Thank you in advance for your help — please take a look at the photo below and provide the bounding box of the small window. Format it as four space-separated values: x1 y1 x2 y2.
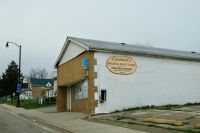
100 90 106 102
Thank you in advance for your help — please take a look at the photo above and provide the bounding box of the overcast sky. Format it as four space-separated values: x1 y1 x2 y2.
0 0 200 76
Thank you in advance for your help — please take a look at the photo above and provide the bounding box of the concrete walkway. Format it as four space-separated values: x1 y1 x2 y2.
0 104 147 133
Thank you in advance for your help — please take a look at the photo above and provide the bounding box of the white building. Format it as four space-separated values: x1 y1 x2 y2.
55 37 200 114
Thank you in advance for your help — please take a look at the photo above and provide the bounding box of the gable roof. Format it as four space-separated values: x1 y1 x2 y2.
22 88 32 91
22 83 28 88
55 37 200 67
30 78 54 87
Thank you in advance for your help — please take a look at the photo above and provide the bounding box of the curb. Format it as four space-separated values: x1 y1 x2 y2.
18 114 76 133
0 105 77 133
0 105 11 111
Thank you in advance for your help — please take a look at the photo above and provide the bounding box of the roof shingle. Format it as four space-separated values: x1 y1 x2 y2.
30 78 54 87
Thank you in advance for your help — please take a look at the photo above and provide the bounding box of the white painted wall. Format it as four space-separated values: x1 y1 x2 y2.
59 42 86 66
54 79 57 91
45 90 56 98
20 92 33 100
94 52 200 114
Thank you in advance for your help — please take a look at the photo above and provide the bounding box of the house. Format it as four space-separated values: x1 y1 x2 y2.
53 77 57 98
20 83 32 100
54 37 200 115
29 78 55 99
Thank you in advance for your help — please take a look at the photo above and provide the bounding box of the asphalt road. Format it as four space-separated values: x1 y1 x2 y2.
0 107 51 133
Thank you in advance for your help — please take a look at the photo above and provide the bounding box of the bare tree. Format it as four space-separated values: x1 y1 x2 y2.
29 68 38 78
48 70 56 79
24 68 49 82
37 68 48 79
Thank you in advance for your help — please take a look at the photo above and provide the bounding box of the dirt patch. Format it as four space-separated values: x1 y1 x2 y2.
86 118 184 133
84 106 200 133
143 118 183 126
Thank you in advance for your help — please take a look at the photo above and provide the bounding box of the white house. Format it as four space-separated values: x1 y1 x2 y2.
20 83 32 100
53 76 57 97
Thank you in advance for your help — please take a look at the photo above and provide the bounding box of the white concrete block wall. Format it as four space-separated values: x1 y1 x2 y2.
94 52 200 114
54 80 57 91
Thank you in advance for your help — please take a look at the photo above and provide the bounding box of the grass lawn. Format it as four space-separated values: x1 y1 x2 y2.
3 100 56 109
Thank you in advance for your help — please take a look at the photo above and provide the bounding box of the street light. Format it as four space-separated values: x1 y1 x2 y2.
6 42 22 107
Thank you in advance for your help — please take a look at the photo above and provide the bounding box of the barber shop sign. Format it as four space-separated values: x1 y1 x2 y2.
106 56 137 75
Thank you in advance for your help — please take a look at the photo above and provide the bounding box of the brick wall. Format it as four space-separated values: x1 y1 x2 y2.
32 86 43 97
57 51 98 114
57 86 66 112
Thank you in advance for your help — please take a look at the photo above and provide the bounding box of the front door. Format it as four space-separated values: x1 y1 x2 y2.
67 87 71 111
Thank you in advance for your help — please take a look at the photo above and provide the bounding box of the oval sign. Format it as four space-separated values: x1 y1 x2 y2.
106 56 137 75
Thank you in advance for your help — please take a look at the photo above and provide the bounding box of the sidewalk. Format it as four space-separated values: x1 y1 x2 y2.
0 104 147 133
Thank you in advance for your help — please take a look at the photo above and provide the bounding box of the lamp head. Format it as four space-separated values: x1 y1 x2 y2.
6 42 9 48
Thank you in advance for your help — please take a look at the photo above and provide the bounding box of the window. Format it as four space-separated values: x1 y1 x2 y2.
73 80 88 100
100 90 106 102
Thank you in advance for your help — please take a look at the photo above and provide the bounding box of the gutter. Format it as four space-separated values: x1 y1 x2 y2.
89 48 200 62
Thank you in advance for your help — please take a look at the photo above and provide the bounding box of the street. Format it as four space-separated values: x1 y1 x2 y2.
0 107 51 133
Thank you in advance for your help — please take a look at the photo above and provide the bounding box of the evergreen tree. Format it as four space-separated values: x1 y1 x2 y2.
0 77 3 97
1 61 23 100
